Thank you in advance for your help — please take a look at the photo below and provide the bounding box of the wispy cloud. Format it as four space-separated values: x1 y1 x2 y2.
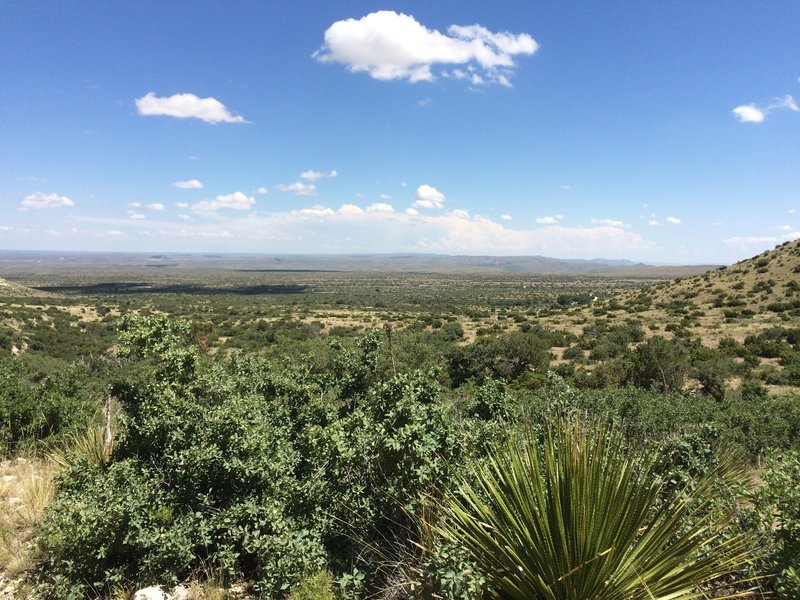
314 11 537 86
666 216 681 224
136 92 247 124
173 179 203 189
294 205 335 218
300 169 337 182
732 94 798 123
591 218 626 228
535 214 564 225
192 191 256 212
277 182 317 196
19 192 75 210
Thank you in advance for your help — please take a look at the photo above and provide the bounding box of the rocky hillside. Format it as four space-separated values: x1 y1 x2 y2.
616 238 800 345
647 239 800 313
540 239 800 348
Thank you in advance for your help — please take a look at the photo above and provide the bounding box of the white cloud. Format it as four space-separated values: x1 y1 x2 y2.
500 214 512 221
177 214 192 222
591 218 626 228
129 202 142 208
535 214 564 225
367 202 394 213
405 208 419 216
135 92 246 124
732 94 798 123
666 216 681 224
173 179 203 189
649 219 659 226
175 202 189 209
295 205 335 217
560 184 572 190
380 193 391 200
146 203 165 211
724 235 777 246
732 104 765 123
300 169 338 181
192 191 256 212
338 203 364 215
409 217 649 256
452 209 470 219
253 187 268 195
314 11 537 86
19 192 75 210
128 212 146 220
277 182 317 196
777 224 793 231
413 184 445 209
52 204 658 257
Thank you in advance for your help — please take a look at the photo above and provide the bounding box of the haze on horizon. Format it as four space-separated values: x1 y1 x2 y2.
1 2 798 264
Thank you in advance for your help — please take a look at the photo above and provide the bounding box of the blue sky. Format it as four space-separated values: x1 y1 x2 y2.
1 1 798 263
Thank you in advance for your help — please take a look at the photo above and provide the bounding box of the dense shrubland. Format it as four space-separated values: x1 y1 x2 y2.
0 312 797 598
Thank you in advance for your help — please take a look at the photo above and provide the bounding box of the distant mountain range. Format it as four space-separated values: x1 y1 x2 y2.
0 251 717 279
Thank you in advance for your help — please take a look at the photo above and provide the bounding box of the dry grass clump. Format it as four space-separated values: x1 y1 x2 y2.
0 457 56 578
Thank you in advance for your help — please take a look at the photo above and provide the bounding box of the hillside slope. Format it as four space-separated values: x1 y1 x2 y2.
634 238 800 346
541 239 800 348
0 277 39 298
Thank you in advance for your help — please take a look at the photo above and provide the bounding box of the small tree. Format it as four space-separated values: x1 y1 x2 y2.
631 336 689 393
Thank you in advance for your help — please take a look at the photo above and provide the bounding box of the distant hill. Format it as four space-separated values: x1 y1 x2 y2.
0 251 716 278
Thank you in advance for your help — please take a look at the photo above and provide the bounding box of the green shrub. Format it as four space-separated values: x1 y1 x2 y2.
746 450 800 597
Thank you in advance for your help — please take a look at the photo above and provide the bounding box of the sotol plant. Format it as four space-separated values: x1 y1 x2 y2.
437 417 755 599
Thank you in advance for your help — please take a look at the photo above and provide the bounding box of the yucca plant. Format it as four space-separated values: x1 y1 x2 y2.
48 424 114 471
437 417 755 599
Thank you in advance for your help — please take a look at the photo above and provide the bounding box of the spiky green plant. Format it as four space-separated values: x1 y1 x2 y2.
48 424 114 471
438 417 755 599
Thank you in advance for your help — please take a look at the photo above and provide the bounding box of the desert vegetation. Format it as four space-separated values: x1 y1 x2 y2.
0 241 799 598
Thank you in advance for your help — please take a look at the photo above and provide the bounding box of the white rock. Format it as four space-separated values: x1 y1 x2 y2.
133 586 168 600
1 475 15 482
169 585 190 600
